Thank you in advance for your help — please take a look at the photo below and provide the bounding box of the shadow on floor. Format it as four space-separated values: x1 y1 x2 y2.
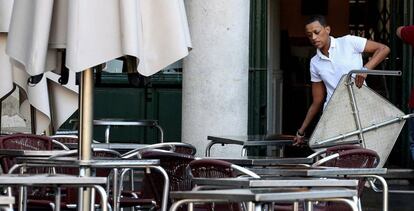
362 184 414 211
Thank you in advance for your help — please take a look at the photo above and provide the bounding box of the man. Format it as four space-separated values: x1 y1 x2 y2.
396 25 414 160
293 15 390 145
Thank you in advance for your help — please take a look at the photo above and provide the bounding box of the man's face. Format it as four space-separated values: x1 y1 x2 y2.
305 21 330 50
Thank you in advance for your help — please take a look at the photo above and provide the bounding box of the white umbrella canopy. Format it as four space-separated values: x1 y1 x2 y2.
4 0 192 134
7 0 192 76
1 0 78 134
0 0 14 99
0 0 13 32
5 1 191 210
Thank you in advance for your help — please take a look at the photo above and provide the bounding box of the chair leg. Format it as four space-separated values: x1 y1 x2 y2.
305 201 313 211
55 187 61 211
293 201 299 211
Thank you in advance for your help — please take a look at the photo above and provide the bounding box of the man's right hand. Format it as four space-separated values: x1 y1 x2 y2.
293 131 306 146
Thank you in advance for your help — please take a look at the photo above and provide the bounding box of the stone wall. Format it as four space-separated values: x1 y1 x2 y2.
1 89 31 133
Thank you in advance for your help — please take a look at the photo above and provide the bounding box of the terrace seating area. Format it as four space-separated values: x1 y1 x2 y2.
0 132 392 211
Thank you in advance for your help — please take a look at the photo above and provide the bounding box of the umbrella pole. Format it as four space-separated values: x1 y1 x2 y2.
0 100 2 134
30 105 36 134
78 68 94 211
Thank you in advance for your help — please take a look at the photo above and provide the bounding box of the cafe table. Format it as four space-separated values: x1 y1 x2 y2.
192 177 359 188
169 187 359 211
203 156 314 166
92 119 164 143
0 149 69 157
63 143 149 153
67 118 164 143
0 196 14 211
12 157 168 211
0 174 107 211
248 166 388 211
206 135 294 157
191 177 359 210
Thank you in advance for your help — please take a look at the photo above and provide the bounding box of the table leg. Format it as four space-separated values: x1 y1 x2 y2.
78 187 84 210
188 202 193 211
7 187 13 210
241 147 247 157
170 199 246 211
293 201 299 211
93 185 108 211
151 166 169 211
154 124 164 143
205 142 216 156
105 126 111 143
112 168 119 211
91 186 96 211
18 167 26 211
305 201 313 211
55 187 61 211
243 202 253 211
279 146 285 157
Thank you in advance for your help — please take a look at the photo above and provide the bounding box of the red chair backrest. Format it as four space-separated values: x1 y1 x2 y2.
323 148 379 169
189 159 236 178
325 144 363 156
139 149 195 207
313 148 380 211
0 133 53 150
0 134 53 173
0 134 54 209
188 159 243 211
318 148 380 211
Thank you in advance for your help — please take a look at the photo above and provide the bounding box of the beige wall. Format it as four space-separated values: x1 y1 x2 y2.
280 0 350 39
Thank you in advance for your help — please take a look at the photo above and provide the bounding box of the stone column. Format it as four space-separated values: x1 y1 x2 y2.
267 0 282 134
182 0 250 156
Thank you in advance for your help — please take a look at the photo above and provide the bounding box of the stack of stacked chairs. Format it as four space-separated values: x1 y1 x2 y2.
1 133 123 210
187 159 261 211
53 148 121 210
131 149 195 210
275 144 380 211
0 133 56 210
120 143 263 211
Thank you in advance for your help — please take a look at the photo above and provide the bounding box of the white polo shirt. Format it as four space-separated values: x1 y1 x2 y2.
310 35 367 107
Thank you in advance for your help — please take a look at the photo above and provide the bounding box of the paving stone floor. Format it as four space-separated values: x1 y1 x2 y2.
362 184 414 211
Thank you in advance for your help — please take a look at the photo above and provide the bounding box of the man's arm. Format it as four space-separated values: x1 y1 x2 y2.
293 82 326 145
355 40 390 88
363 40 390 69
396 26 404 38
396 25 414 46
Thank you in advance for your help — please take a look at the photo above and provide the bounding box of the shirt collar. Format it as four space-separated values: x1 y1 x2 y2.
316 36 335 59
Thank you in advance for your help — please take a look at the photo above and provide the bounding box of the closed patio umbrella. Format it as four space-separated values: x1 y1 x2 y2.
0 0 14 99
0 0 79 135
5 0 191 210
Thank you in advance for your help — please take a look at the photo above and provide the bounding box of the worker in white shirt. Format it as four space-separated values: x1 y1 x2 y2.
293 15 390 145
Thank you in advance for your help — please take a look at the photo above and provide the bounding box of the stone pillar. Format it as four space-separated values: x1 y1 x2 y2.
267 0 282 134
182 0 250 156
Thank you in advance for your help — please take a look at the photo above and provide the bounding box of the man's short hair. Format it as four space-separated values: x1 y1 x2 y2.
305 15 328 26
